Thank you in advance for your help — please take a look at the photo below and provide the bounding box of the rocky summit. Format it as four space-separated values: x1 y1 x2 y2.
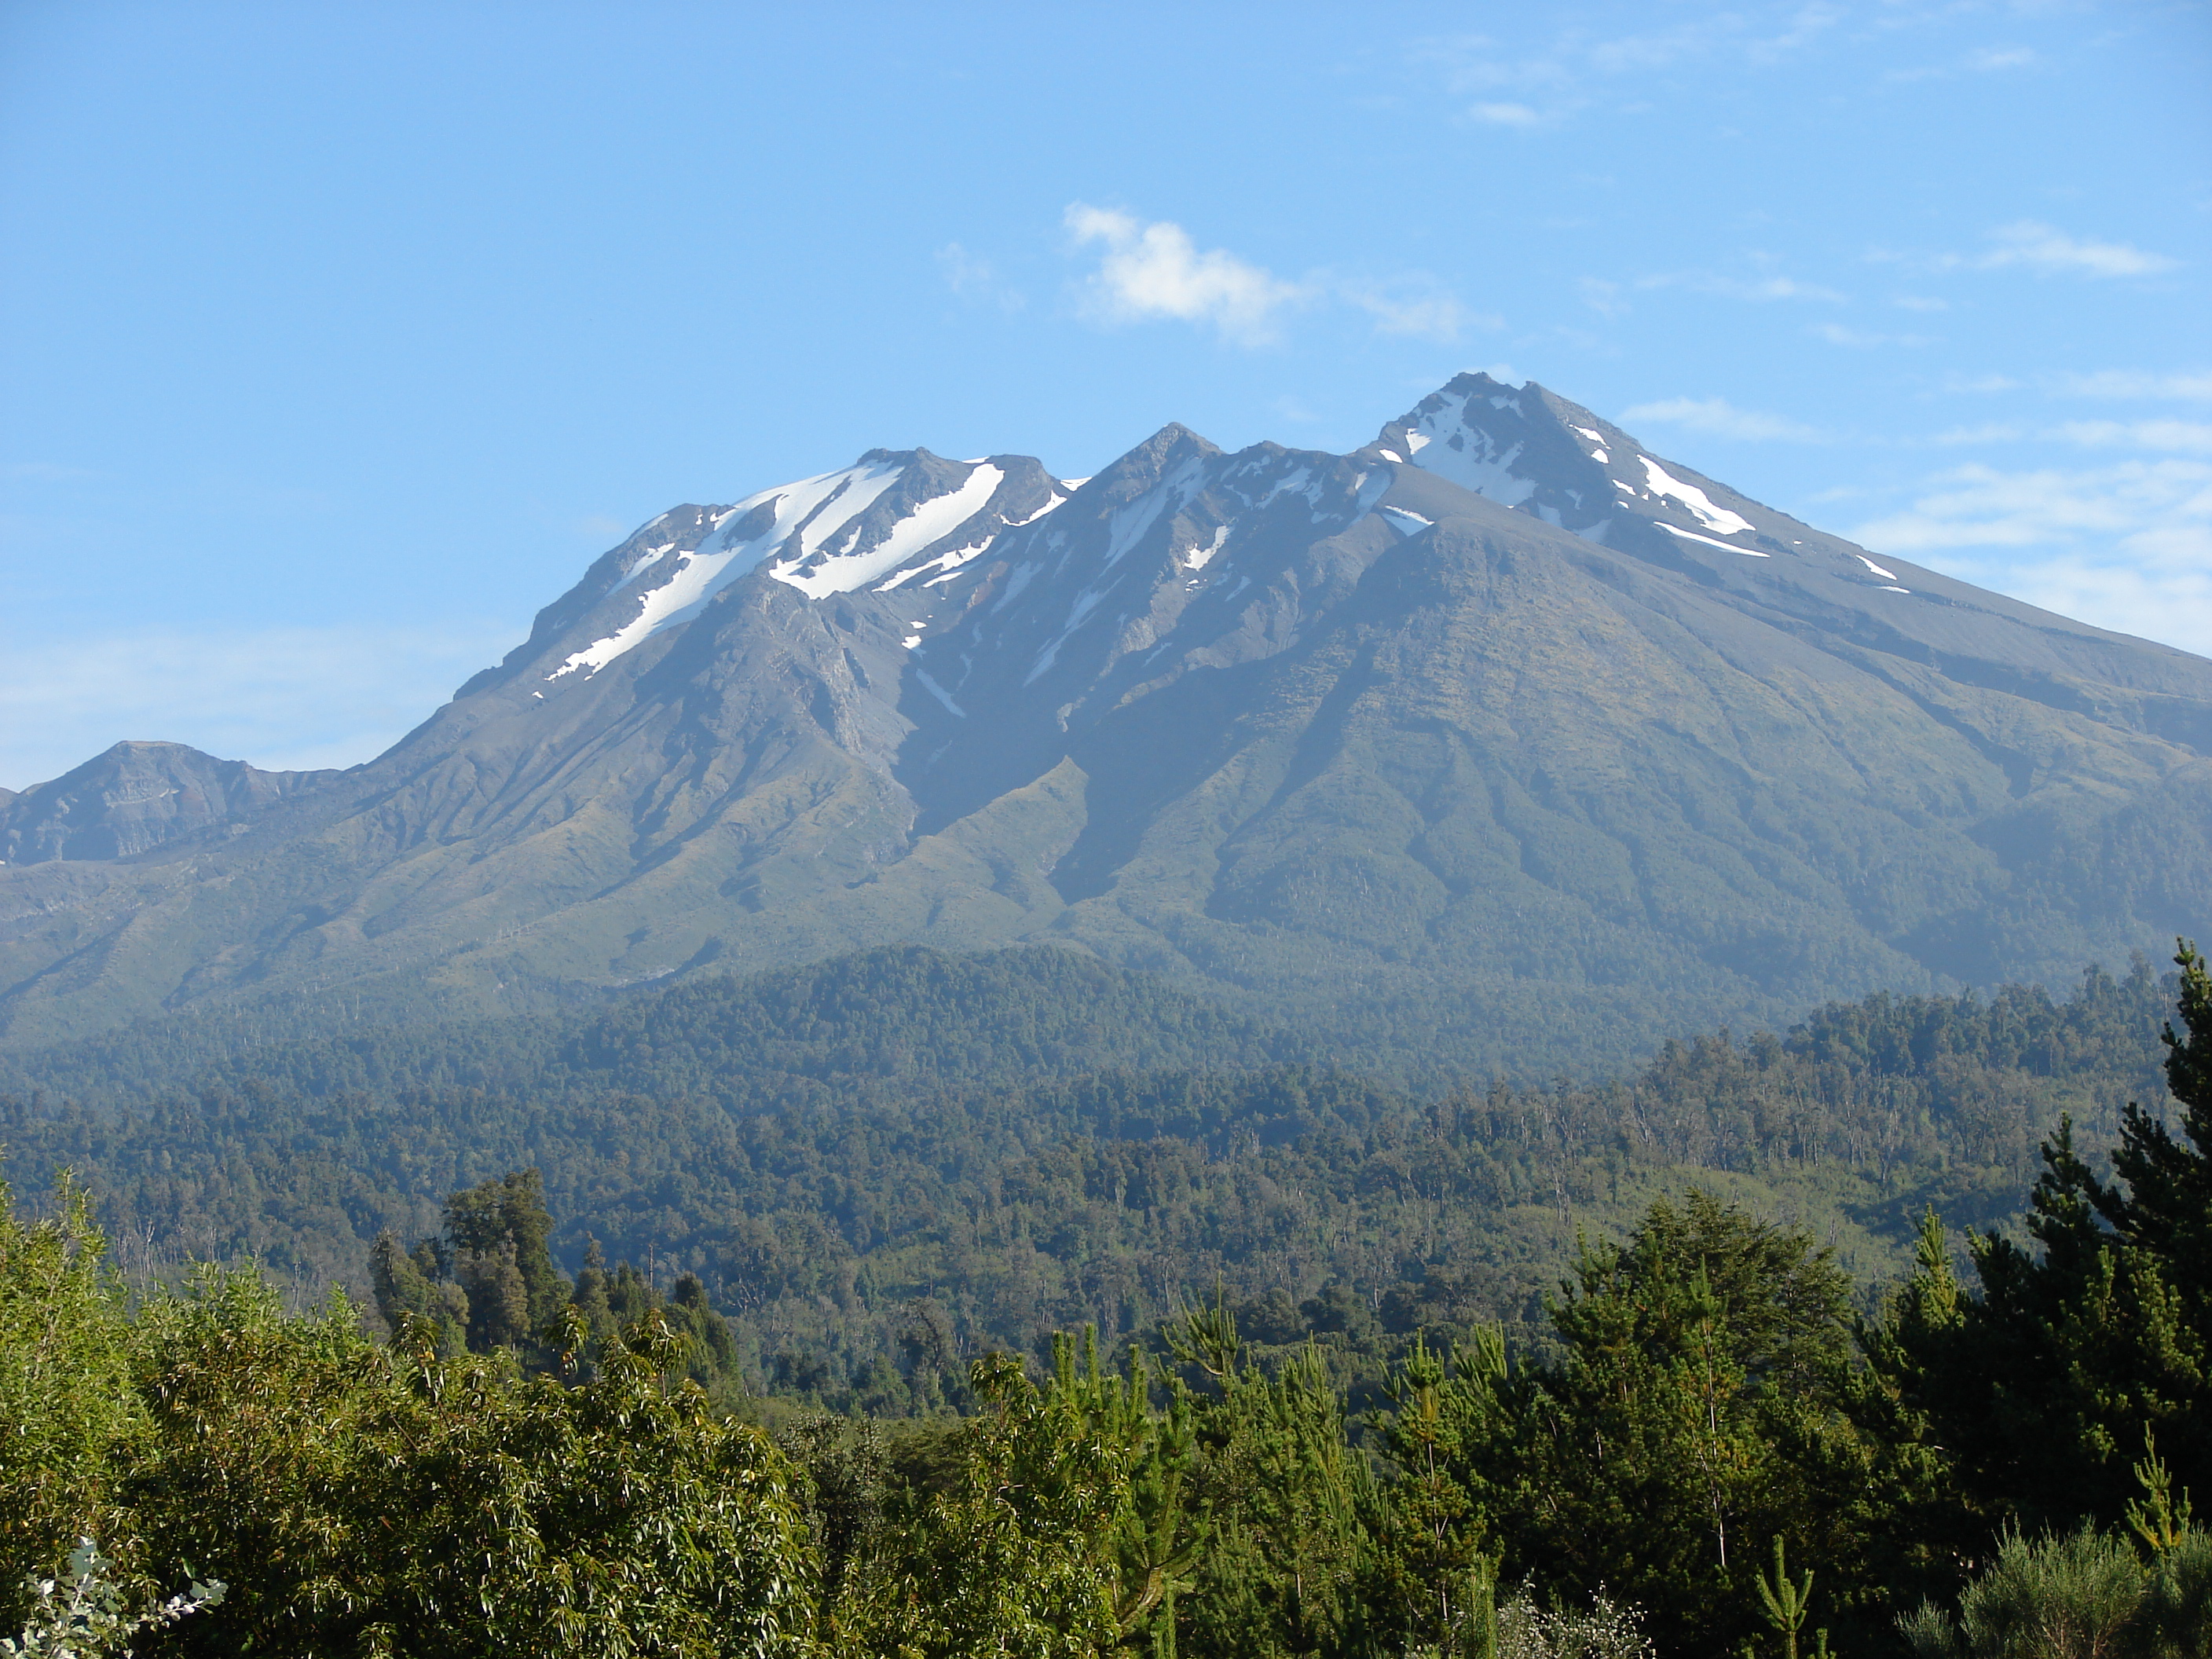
5 373 2210 1068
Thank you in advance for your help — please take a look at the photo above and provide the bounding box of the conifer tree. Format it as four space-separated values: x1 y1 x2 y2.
1873 943 2212 1533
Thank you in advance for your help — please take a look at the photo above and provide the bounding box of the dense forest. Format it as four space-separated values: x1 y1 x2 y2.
0 945 2179 1411
3 944 2207 1654
5 946 2210 1654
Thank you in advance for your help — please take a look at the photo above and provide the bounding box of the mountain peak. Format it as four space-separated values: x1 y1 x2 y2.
7 376 2210 1060
0 742 340 865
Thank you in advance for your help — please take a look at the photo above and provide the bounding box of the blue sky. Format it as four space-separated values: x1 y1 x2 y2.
2 1 2207 789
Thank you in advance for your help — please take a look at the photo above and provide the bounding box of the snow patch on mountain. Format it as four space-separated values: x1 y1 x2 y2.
1660 522 1770 557
550 461 904 679
1395 388 1537 506
775 464 1005 599
1637 457 1756 538
1184 526 1230 570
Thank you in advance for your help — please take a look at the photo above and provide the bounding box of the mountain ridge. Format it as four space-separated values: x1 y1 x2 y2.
4 373 2208 1068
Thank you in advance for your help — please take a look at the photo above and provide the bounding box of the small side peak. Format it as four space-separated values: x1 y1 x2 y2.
1137 421 1221 455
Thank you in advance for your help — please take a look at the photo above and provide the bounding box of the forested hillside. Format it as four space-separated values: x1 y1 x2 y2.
0 944 2178 1413
8 950 2210 1657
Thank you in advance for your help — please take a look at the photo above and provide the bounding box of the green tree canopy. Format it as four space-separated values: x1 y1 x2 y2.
1872 943 2212 1537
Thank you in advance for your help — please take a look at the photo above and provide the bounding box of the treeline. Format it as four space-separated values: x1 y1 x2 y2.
5 947 2210 1655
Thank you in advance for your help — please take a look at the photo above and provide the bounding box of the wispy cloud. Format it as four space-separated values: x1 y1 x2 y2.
1932 421 2212 456
1955 222 2177 278
1579 277 1628 319
1697 274 1848 302
2054 370 2212 401
1064 205 1308 346
1469 101 1543 126
1932 423 2027 445
1980 221 2176 277
936 242 1025 313
1340 281 1494 342
1588 267 1848 317
1939 373 2023 395
2054 420 2212 456
0 624 517 791
1621 396 1823 442
1416 9 1840 126
1851 460 2212 657
1812 322 1935 348
1888 43 2038 82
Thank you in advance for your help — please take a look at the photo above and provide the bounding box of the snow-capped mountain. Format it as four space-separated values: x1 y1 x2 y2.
4 374 2210 1069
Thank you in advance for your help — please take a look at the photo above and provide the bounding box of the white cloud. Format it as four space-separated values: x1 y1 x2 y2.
1968 46 2034 71
1850 460 2212 657
1969 221 2177 278
1469 101 1543 126
1342 282 1492 342
2053 370 2212 401
0 624 515 791
1064 205 1307 346
1060 205 1483 346
1621 396 1823 442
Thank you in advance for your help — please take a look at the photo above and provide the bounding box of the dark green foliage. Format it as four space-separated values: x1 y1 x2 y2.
368 1170 745 1410
1375 1192 1892 1655
0 950 2183 1408
371 1170 568 1366
1869 945 2212 1542
3 946 2207 1656
1167 1298 1371 1657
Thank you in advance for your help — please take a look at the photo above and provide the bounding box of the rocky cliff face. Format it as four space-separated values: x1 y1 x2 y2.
2 376 2208 1066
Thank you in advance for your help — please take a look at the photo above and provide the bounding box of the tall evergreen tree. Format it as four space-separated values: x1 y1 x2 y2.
1397 1191 1893 1654
1871 943 2212 1535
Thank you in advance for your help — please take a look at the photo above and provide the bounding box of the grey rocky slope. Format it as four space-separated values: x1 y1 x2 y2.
0 742 340 864
4 373 2209 1069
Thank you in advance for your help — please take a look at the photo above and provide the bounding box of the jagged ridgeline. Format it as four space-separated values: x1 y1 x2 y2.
5 374 2210 1072
2 943 2178 1413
